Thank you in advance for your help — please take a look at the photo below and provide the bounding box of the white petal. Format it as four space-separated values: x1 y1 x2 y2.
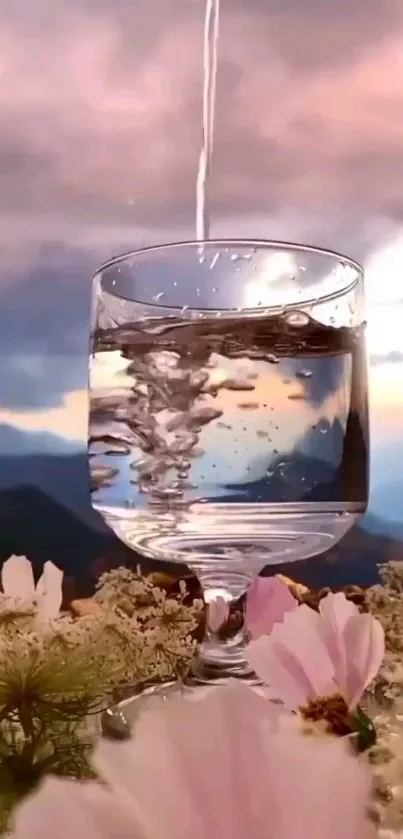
36 561 63 620
2 555 35 599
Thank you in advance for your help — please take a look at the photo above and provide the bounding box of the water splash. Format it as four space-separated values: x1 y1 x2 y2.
196 0 220 243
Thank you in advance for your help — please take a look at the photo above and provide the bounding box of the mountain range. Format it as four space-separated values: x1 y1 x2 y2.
0 422 401 600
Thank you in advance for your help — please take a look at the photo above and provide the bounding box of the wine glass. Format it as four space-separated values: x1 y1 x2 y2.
89 239 368 697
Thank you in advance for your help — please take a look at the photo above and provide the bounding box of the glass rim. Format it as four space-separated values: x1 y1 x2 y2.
94 238 363 313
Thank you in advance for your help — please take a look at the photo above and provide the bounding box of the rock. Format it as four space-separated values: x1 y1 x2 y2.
343 584 367 608
277 574 309 600
71 598 103 618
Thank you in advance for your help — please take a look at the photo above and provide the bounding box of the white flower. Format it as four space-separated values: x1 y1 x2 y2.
10 682 373 839
1 555 63 620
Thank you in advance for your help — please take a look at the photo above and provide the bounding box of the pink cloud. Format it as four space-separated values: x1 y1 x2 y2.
0 0 401 234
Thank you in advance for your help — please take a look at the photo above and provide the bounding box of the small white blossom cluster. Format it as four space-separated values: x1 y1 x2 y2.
95 566 202 627
0 562 202 719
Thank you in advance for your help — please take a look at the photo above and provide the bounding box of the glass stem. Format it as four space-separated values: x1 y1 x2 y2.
190 570 258 685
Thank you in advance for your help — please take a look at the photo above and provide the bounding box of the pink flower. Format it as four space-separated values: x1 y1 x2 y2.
207 595 230 633
11 682 372 839
245 575 298 639
247 591 385 710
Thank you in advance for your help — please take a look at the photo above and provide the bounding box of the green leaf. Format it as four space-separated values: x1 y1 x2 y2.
350 706 377 752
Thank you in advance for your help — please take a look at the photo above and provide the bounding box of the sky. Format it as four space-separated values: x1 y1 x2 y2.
0 0 402 512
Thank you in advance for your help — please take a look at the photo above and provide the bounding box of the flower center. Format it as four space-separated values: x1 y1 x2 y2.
299 693 355 737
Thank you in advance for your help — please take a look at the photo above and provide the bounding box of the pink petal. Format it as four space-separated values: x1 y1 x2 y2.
245 575 298 640
95 683 282 839
36 562 63 620
247 605 336 708
11 777 142 839
207 596 230 633
260 728 371 839
1 555 35 599
342 613 385 708
94 682 370 839
318 593 358 691
13 684 372 839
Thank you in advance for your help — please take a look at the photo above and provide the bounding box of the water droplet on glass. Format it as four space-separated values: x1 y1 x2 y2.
330 316 336 324
283 310 310 328
153 292 164 303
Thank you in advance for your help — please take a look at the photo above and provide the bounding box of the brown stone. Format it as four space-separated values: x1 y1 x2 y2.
343 584 367 606
71 598 103 618
277 574 309 599
300 590 323 611
148 572 177 590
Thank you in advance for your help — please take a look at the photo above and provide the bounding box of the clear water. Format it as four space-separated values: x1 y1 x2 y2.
196 0 220 242
89 312 369 576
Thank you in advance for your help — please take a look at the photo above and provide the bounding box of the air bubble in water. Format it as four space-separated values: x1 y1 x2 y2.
153 292 164 303
296 369 313 379
283 310 310 328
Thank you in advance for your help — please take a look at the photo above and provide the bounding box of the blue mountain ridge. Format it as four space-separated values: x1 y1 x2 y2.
0 416 401 597
0 449 401 599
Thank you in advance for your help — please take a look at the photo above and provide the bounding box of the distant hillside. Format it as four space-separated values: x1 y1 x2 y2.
0 451 103 531
274 520 403 590
362 510 403 542
0 484 188 604
369 480 403 532
0 423 80 456
0 444 401 600
0 480 401 601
